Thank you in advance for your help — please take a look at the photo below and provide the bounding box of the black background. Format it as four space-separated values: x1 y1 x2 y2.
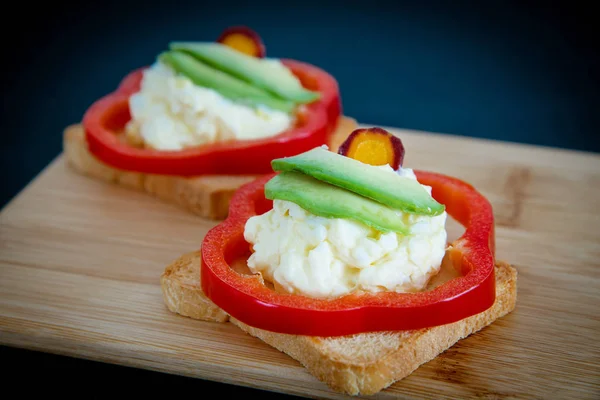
1 0 598 397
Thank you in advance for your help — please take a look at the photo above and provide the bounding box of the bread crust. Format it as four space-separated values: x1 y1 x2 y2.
63 116 357 219
160 251 517 395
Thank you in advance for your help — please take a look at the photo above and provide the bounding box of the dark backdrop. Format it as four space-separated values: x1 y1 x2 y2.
2 0 599 209
1 0 598 397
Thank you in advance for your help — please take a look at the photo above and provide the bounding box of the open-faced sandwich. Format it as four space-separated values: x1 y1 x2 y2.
160 127 517 395
64 26 356 219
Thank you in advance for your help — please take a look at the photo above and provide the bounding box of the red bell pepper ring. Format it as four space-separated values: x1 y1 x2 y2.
115 67 146 96
201 171 496 336
82 60 341 176
283 59 341 132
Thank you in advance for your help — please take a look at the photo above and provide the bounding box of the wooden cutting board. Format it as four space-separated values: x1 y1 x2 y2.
1 126 599 399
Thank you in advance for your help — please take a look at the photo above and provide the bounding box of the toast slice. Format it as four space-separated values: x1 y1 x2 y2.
63 116 357 219
161 251 517 395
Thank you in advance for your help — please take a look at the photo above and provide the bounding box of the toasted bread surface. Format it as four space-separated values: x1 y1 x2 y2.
63 116 357 219
160 251 517 395
161 252 229 322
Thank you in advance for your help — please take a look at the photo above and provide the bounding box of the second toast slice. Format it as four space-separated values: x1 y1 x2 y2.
64 116 357 219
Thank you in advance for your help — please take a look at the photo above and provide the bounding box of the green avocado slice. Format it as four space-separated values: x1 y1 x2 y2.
265 172 409 234
169 42 320 104
271 147 445 216
159 50 295 113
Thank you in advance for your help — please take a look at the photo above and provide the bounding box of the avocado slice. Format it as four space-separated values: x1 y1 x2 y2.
265 172 409 234
159 50 295 113
271 147 445 216
169 42 320 104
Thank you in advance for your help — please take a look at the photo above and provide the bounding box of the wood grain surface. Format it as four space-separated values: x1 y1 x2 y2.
1 126 599 399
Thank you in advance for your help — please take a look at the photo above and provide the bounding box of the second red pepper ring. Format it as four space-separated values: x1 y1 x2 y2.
200 171 497 337
83 60 341 176
281 59 341 131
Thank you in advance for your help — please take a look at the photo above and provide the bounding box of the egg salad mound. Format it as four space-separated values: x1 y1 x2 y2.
244 166 448 299
125 62 294 151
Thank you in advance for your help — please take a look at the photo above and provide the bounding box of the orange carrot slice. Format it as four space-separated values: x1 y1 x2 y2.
338 127 405 169
217 26 266 58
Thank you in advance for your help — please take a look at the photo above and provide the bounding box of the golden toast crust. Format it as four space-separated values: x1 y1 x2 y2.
160 251 517 395
63 116 357 219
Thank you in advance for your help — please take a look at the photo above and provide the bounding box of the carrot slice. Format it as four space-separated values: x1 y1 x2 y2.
217 26 266 58
338 127 405 169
